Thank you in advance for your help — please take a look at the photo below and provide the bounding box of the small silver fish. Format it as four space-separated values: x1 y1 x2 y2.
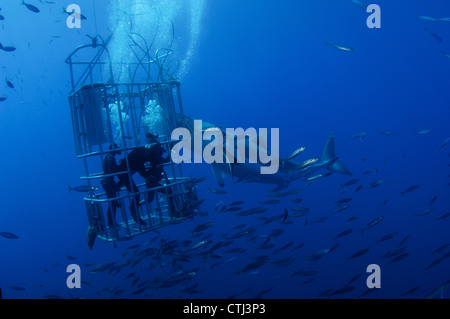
208 188 227 194
342 179 359 187
281 208 288 224
424 26 443 42
417 15 438 22
414 129 432 134
325 40 354 52
350 0 367 9
349 131 367 141
0 232 19 239
361 216 384 234
401 185 420 195
5 78 14 88
291 158 319 171
436 137 449 151
22 1 40 13
414 208 433 216
333 205 350 214
68 185 99 193
441 51 450 59
286 146 306 160
189 240 208 251
223 206 242 212
335 198 353 204
259 199 281 205
369 179 385 188
428 196 437 205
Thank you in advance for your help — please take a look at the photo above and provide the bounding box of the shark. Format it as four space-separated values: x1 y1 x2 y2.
175 115 352 188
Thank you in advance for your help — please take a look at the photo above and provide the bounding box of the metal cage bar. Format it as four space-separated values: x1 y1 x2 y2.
67 40 197 244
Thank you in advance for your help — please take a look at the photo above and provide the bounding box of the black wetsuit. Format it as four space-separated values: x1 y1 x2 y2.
118 147 156 225
124 146 177 216
116 165 143 225
101 153 121 226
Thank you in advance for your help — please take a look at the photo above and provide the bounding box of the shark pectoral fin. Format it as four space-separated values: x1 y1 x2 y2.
223 152 234 178
211 164 228 187
228 162 234 179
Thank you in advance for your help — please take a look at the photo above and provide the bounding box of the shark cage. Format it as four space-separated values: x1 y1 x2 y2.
65 35 201 247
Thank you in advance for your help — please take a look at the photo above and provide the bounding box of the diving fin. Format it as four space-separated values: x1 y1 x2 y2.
87 225 96 250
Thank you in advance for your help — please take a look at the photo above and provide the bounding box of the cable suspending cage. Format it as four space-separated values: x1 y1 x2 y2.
66 36 195 243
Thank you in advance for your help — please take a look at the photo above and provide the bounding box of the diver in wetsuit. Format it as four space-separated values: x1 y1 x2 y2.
101 144 122 227
143 133 177 215
123 133 177 217
117 155 147 226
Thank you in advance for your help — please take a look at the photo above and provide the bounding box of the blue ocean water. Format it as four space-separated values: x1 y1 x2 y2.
0 0 449 300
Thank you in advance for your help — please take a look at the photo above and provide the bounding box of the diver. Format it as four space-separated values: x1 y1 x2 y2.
142 133 179 216
101 144 122 228
123 133 178 217
117 154 147 227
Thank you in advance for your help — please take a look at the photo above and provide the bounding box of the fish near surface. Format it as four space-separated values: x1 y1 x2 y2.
22 1 40 13
350 0 367 9
325 40 354 52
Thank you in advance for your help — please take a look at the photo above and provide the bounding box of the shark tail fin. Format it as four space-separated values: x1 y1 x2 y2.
322 131 352 175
